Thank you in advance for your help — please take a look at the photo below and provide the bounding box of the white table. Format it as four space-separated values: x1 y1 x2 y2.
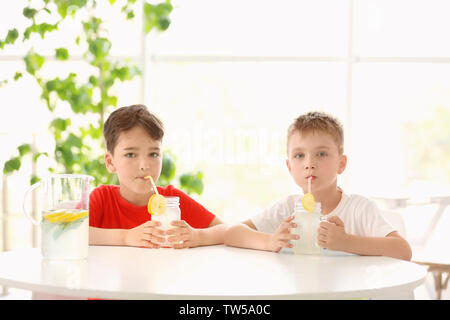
0 245 426 300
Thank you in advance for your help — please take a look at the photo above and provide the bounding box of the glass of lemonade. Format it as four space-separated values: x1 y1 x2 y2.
151 196 181 247
291 201 323 255
23 174 94 260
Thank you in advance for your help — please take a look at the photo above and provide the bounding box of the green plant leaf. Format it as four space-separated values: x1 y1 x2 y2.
126 11 135 20
18 144 32 156
55 47 69 60
69 86 91 113
55 0 87 18
24 51 45 75
88 37 111 61
82 17 102 35
30 175 40 185
39 23 58 38
159 152 176 185
24 23 58 40
23 7 38 19
33 152 48 163
67 133 82 149
0 29 19 49
5 28 19 44
143 1 173 34
50 118 71 131
3 157 21 174
55 143 75 167
179 172 204 195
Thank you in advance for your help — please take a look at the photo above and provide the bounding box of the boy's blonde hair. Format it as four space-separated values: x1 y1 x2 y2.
287 111 344 154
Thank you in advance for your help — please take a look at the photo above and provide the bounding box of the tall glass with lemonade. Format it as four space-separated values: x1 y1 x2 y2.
150 197 180 246
145 176 181 247
291 177 323 255
23 174 94 260
291 201 323 255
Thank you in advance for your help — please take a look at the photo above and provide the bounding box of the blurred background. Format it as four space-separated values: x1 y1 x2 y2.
1 0 449 299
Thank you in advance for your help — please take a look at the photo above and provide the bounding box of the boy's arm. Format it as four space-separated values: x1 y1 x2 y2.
89 226 127 246
224 217 297 252
193 217 227 246
89 221 164 248
319 216 412 261
339 232 412 261
224 219 272 251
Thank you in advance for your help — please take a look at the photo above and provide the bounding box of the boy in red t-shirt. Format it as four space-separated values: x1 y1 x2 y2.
89 104 225 248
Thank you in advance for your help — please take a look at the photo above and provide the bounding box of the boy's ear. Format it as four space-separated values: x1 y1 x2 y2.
285 158 291 172
104 152 116 173
338 154 347 174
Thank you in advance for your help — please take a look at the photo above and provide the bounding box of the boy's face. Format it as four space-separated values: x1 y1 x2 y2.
104 125 162 203
286 130 347 195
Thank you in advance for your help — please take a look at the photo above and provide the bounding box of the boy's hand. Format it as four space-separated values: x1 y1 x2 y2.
268 216 299 252
166 220 200 249
318 216 348 251
124 220 165 248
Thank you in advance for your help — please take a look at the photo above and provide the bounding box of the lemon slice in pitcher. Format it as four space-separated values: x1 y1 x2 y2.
43 210 88 223
64 210 88 223
301 193 315 213
43 209 66 222
148 194 167 216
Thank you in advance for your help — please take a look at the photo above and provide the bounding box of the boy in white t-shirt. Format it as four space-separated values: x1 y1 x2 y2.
224 111 412 261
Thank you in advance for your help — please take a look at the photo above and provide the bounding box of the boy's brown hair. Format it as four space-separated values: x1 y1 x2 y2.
103 104 164 154
287 111 344 154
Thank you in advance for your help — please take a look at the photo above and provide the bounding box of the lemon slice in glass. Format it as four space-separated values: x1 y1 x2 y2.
148 194 167 216
301 193 315 213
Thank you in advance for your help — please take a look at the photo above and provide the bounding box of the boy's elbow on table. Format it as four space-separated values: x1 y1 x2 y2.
387 233 413 261
399 239 413 261
224 224 239 246
224 223 250 247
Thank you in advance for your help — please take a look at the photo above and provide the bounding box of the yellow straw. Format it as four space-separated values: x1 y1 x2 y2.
145 176 159 195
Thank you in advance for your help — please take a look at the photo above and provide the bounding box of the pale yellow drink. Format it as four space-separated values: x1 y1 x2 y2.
151 196 181 247
41 209 89 260
291 202 323 255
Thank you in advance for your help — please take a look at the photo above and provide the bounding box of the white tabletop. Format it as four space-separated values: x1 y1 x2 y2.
0 245 427 300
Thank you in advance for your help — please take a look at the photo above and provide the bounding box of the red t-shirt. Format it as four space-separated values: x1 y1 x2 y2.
89 184 215 229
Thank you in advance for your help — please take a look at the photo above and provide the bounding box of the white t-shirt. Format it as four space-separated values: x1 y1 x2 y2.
251 190 395 238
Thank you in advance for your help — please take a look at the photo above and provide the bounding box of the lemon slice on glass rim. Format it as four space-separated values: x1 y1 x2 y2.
147 193 167 216
301 193 315 213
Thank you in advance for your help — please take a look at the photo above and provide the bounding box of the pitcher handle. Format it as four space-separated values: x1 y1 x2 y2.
23 181 41 226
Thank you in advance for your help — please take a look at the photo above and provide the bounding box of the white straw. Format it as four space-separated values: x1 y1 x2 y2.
308 176 311 194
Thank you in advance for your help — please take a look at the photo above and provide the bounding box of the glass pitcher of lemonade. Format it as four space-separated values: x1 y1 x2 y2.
23 174 94 260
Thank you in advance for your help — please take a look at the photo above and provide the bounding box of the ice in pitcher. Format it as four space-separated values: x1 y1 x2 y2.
41 209 89 260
